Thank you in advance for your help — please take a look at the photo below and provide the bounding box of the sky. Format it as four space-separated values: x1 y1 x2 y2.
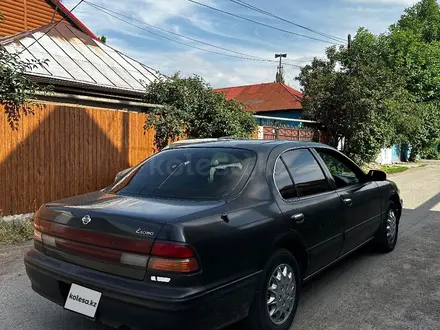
63 0 419 89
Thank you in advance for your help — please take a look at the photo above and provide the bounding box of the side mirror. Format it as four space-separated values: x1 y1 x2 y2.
367 170 387 181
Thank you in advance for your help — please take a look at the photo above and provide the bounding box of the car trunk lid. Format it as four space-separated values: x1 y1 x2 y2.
34 191 224 280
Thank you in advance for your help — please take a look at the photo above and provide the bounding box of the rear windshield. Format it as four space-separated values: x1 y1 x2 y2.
108 147 257 200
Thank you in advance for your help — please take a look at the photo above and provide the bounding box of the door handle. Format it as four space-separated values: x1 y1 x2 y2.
342 198 353 206
291 213 305 224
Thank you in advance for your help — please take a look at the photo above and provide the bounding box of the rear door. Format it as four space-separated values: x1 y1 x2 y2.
312 148 382 255
273 148 344 275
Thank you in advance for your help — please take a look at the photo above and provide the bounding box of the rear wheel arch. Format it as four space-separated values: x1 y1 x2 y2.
389 193 402 221
373 199 399 252
272 234 309 279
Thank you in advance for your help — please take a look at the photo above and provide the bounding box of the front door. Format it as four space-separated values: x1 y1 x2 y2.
313 148 383 255
273 149 344 275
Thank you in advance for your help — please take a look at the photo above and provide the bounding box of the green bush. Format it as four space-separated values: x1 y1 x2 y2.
420 148 439 160
0 220 33 244
143 75 257 150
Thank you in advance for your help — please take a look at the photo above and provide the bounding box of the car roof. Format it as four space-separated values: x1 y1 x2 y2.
164 138 221 150
169 139 330 152
170 138 220 145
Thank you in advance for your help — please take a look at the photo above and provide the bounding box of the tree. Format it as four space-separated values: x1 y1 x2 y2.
386 0 440 159
393 0 440 43
297 29 407 163
388 0 440 101
143 75 257 150
297 0 440 163
393 101 440 160
0 12 48 129
99 35 107 44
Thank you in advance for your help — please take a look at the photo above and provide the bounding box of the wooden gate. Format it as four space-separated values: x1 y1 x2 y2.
260 126 329 144
262 126 314 141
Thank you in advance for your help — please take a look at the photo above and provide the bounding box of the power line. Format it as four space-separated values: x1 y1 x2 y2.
19 0 85 55
229 0 346 43
262 71 276 83
86 1 310 66
85 1 303 68
285 58 313 63
284 71 297 86
84 1 261 60
188 0 345 45
50 0 60 24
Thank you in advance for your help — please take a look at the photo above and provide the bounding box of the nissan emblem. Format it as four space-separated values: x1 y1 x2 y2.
81 215 92 225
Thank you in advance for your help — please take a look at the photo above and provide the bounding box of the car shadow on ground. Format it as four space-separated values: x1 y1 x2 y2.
225 243 379 330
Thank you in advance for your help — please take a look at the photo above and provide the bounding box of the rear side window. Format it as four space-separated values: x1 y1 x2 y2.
274 159 298 199
281 149 330 197
108 148 257 200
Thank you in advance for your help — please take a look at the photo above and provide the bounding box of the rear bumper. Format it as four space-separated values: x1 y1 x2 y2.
24 249 259 330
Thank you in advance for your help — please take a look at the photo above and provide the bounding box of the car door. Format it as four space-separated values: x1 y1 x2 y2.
273 148 344 275
313 148 382 255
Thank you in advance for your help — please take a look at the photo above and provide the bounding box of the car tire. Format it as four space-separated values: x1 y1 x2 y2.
374 201 399 253
244 249 301 330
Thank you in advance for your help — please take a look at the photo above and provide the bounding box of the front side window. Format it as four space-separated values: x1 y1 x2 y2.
316 149 360 188
108 148 257 200
281 149 330 197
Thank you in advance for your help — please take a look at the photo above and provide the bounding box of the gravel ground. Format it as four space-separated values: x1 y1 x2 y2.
0 163 439 330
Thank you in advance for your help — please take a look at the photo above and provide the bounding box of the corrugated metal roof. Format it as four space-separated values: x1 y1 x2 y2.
214 82 303 112
1 22 165 95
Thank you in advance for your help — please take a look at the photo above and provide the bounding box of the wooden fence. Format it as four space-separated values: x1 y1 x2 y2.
0 103 156 216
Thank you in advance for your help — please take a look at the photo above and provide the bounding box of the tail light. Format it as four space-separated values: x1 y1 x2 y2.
33 227 42 242
33 218 45 252
149 257 199 273
33 218 200 274
33 218 42 241
33 218 150 268
149 241 199 273
151 242 195 258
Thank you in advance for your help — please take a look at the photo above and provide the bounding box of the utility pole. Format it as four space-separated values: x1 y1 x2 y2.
275 53 287 83
347 34 351 50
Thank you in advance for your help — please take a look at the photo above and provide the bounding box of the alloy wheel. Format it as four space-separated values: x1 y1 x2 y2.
386 209 397 244
266 263 296 325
